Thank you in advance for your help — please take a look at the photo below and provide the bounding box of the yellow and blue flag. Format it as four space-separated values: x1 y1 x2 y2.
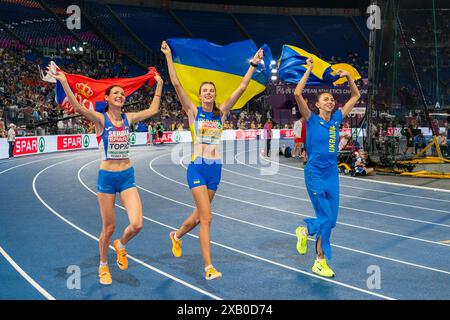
166 38 272 109
278 45 361 86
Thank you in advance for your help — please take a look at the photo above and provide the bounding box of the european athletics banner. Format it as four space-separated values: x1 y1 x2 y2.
166 38 273 110
278 45 361 86
51 64 158 113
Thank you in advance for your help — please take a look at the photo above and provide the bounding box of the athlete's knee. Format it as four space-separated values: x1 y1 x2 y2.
199 212 212 225
102 224 115 237
130 221 143 233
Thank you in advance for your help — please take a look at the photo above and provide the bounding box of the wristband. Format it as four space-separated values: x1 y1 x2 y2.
250 61 258 68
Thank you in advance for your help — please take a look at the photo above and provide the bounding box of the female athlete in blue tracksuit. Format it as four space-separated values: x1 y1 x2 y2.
293 58 360 277
161 40 264 280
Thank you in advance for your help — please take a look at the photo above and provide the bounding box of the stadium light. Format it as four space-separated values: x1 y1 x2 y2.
79 46 83 52
270 60 276 66
271 75 277 81
271 68 277 74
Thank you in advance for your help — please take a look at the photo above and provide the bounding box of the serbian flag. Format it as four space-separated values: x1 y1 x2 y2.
50 63 157 113
278 45 361 86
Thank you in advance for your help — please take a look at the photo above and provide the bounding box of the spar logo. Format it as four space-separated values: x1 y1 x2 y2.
130 133 136 145
281 129 294 138
236 130 259 140
57 135 82 151
173 131 181 143
38 137 45 152
14 137 39 156
83 135 90 148
157 131 180 143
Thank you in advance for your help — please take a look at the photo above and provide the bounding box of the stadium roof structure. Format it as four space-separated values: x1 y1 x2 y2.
167 0 370 8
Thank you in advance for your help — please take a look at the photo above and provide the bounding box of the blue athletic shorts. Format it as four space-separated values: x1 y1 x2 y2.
186 157 222 191
97 167 136 194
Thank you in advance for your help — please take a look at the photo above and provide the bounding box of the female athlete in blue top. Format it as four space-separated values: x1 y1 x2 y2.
161 40 263 280
294 58 360 277
48 66 163 285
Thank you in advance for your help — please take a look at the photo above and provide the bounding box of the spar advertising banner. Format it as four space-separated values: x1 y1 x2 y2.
0 134 95 158
280 129 294 139
0 132 188 159
152 131 182 144
13 136 45 156
235 129 260 140
57 135 84 150
9 128 440 159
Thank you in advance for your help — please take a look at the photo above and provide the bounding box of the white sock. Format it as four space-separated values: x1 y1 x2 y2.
117 240 125 249
204 265 213 272
301 228 307 236
173 232 180 241
100 261 108 267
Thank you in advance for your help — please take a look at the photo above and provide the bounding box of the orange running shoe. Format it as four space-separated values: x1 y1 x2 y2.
170 231 182 258
113 239 128 270
205 265 222 280
98 265 112 285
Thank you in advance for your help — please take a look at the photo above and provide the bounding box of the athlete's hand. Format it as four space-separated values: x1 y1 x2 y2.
161 41 171 57
336 69 350 78
154 74 163 85
306 58 313 68
46 64 67 83
251 48 264 65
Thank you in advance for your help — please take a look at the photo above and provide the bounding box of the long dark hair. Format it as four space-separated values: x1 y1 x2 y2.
103 84 124 113
199 82 221 118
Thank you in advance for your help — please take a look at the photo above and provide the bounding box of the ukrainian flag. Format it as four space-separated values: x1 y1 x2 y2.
166 38 272 109
278 45 361 86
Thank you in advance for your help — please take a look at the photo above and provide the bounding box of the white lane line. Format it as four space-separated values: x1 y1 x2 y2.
140 154 450 275
0 154 82 300
234 147 450 202
233 149 450 208
150 153 449 248
79 158 394 300
221 174 450 228
255 150 450 194
0 150 147 301
70 157 220 300
0 153 79 175
220 167 450 227
0 246 56 300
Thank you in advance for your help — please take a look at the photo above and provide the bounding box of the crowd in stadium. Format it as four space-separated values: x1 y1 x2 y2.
0 45 369 137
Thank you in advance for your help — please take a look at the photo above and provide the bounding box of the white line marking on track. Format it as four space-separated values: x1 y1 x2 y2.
0 246 56 300
220 167 450 227
0 154 80 300
78 158 395 300
255 150 450 194
140 153 450 275
150 152 449 248
32 157 223 300
233 149 450 206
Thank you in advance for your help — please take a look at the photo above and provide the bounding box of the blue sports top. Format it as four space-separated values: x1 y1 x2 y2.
189 107 223 145
305 109 343 168
97 113 131 161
